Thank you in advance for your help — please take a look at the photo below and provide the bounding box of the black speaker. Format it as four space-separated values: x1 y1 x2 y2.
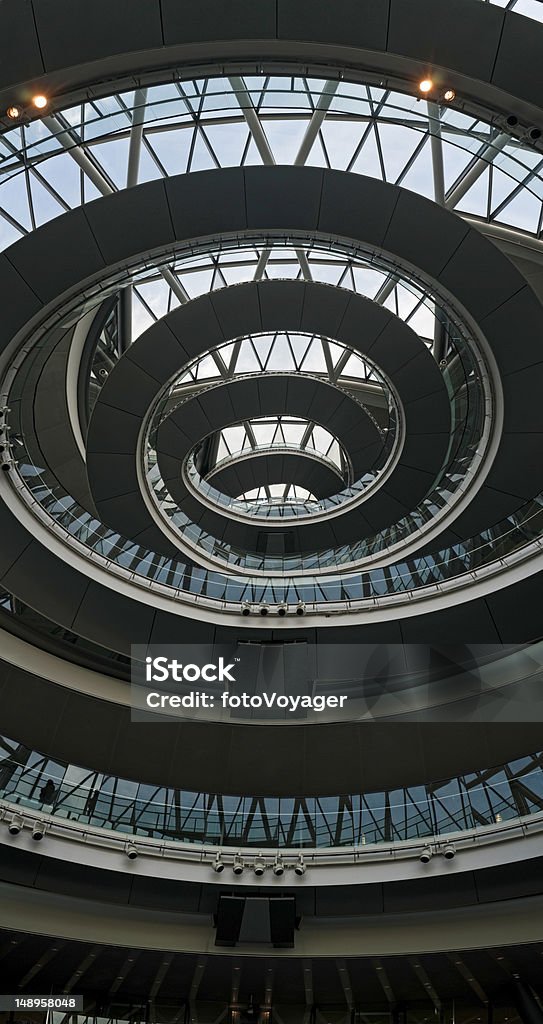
215 896 245 946
269 897 296 948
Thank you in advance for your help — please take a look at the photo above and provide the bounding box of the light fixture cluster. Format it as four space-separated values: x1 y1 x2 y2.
6 813 46 840
241 601 305 617
420 842 456 864
213 852 306 876
5 94 49 122
0 407 14 472
418 79 456 102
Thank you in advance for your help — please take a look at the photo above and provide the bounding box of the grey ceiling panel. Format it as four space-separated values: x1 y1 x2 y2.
0 0 44 87
492 9 543 110
0 255 42 353
319 172 400 251
125 320 188 384
439 231 525 321
484 434 543 499
278 0 389 50
2 541 88 629
85 454 137 503
0 505 33 578
85 181 174 267
165 168 247 240
210 281 262 341
161 0 276 44
245 165 323 233
300 282 352 340
33 0 163 70
6 208 105 304
337 294 392 353
98 357 160 417
383 189 470 280
165 293 225 360
388 0 504 81
485 572 543 644
400 599 501 644
393 355 445 402
87 405 142 454
257 280 306 332
384 465 434 506
446 485 522 540
71 581 155 653
501 365 543 432
405 392 451 435
479 287 543 375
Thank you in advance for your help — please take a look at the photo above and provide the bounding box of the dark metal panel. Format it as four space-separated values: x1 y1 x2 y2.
85 454 138 503
388 0 504 81
486 572 543 643
278 0 389 49
165 168 248 241
393 354 444 402
161 0 277 44
2 541 89 629
87 405 142 454
124 320 188 384
97 357 160 417
0 503 33 577
480 287 543 375
492 9 543 110
6 208 105 304
318 172 399 250
210 281 262 341
383 465 435 506
449 484 528 539
300 281 351 339
383 188 470 279
245 165 323 233
257 280 305 332
0 0 44 86
439 230 526 320
71 580 155 652
383 873 479 913
33 0 163 71
501 364 543 432
485 433 543 499
404 392 451 435
85 180 174 267
0 255 43 352
400 600 501 644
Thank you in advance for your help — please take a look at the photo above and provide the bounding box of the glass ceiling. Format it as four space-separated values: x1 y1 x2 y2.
1 72 543 347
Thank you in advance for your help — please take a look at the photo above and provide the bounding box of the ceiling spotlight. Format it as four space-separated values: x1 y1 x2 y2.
419 79 433 94
32 94 48 110
420 846 432 864
295 601 306 616
442 843 456 860
241 602 252 617
294 854 306 876
529 127 542 141
277 603 288 617
7 813 24 836
6 105 21 120
506 114 519 128
253 853 266 876
125 842 138 860
443 88 456 102
32 821 46 842
233 854 244 875
259 603 269 616
212 854 225 873
272 855 284 876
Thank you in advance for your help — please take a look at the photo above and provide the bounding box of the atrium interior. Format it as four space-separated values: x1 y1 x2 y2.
1 2 543 1024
